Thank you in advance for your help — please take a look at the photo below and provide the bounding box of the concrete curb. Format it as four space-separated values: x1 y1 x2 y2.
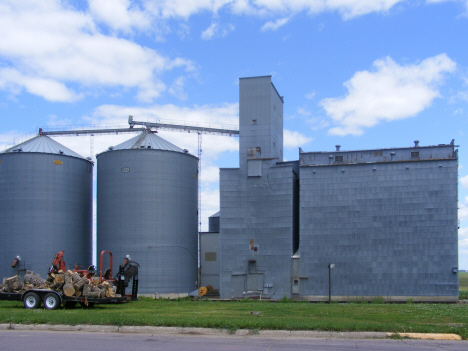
386 332 463 341
0 324 462 341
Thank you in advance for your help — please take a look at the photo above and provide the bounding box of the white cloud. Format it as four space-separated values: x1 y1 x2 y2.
88 0 152 34
305 91 316 100
460 196 468 223
451 91 468 103
261 16 291 31
459 227 468 269
297 107 311 116
426 0 467 6
146 0 405 20
320 54 456 136
202 166 220 183
460 227 468 240
168 76 188 100
283 129 313 149
0 130 29 151
0 0 193 102
307 117 330 131
0 68 82 102
78 102 239 159
200 188 220 230
461 175 468 189
146 0 232 19
201 22 218 40
90 102 239 127
201 22 235 40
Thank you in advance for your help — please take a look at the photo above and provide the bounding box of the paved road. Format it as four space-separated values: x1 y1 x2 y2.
0 330 466 351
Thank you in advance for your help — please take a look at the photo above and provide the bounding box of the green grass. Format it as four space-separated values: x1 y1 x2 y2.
459 272 468 291
459 272 468 299
1 298 468 339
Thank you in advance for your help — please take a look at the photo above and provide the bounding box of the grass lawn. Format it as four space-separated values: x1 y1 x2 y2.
460 272 468 291
1 273 467 338
459 272 468 299
1 298 468 339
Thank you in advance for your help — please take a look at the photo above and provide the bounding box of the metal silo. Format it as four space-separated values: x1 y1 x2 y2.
0 135 93 280
96 130 198 294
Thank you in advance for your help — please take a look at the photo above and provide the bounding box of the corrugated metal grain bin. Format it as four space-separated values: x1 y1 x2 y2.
96 131 198 294
0 135 93 280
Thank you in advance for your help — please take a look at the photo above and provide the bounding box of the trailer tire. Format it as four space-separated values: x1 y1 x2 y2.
44 293 61 310
23 292 41 309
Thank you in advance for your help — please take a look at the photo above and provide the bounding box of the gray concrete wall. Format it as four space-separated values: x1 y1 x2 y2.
299 157 459 298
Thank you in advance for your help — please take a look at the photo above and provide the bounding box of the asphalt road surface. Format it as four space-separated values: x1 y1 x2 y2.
0 330 466 351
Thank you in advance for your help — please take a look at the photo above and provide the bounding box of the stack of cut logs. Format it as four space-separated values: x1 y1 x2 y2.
1 270 119 298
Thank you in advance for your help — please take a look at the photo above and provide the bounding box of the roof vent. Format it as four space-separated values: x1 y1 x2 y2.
183 149 189 153
335 145 341 151
414 140 419 147
108 146 114 151
390 152 396 161
59 150 64 155
147 145 152 149
140 145 145 149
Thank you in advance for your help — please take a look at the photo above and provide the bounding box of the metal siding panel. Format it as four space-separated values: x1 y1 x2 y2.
299 160 458 298
219 164 294 299
0 152 93 280
96 148 198 294
200 233 220 290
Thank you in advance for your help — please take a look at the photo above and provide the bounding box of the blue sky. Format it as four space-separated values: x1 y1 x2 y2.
1 0 468 267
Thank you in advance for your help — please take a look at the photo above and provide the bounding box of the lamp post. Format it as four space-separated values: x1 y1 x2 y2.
328 263 335 304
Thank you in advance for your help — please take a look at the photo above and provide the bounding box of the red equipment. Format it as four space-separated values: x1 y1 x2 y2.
50 251 66 273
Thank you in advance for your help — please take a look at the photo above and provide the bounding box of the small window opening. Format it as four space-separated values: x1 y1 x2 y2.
410 151 420 158
247 147 261 158
334 155 344 162
248 260 257 273
252 119 257 125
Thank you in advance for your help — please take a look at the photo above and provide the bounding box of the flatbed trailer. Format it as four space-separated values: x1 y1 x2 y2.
0 289 135 310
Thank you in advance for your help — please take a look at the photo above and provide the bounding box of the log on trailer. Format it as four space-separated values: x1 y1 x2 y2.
63 283 75 297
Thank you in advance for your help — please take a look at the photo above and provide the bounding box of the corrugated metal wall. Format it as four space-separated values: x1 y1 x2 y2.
0 152 93 279
200 232 220 290
96 149 198 294
299 159 459 298
219 163 297 299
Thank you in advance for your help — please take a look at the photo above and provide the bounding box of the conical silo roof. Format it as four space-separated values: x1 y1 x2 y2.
107 130 186 153
2 135 87 159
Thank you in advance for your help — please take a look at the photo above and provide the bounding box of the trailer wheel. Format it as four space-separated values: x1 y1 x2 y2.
23 292 41 309
44 293 61 310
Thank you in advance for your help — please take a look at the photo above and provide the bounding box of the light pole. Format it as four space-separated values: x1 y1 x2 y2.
328 263 335 304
